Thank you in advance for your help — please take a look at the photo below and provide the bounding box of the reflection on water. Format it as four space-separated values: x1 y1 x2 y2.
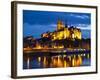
23 53 91 69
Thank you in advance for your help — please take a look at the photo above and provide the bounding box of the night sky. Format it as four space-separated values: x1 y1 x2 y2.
23 10 91 39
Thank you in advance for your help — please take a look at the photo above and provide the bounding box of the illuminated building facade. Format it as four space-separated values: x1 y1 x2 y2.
41 20 82 41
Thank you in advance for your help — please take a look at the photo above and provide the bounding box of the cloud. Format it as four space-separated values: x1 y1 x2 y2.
71 24 91 30
69 14 89 19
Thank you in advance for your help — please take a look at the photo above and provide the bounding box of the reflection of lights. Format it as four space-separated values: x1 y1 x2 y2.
87 54 90 59
43 57 47 67
64 60 67 67
81 54 83 56
72 58 76 67
51 57 54 60
77 55 82 66
73 55 76 58
83 53 85 56
57 56 60 64
63 55 66 58
68 56 71 61
81 54 84 56
78 54 80 57
53 58 57 66
57 57 63 67
38 57 41 62
72 55 82 67
43 57 46 63
27 57 30 69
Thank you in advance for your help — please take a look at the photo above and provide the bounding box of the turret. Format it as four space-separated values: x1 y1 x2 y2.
57 20 64 30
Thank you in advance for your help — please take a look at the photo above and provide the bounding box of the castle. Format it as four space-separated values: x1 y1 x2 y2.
41 20 82 41
23 20 91 50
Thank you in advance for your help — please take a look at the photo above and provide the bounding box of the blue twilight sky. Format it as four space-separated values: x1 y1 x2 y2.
23 10 91 39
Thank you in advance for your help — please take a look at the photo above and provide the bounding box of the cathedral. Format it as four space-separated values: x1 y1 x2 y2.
41 20 82 41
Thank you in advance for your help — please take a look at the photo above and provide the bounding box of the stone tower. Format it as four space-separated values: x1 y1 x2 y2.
57 20 64 30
